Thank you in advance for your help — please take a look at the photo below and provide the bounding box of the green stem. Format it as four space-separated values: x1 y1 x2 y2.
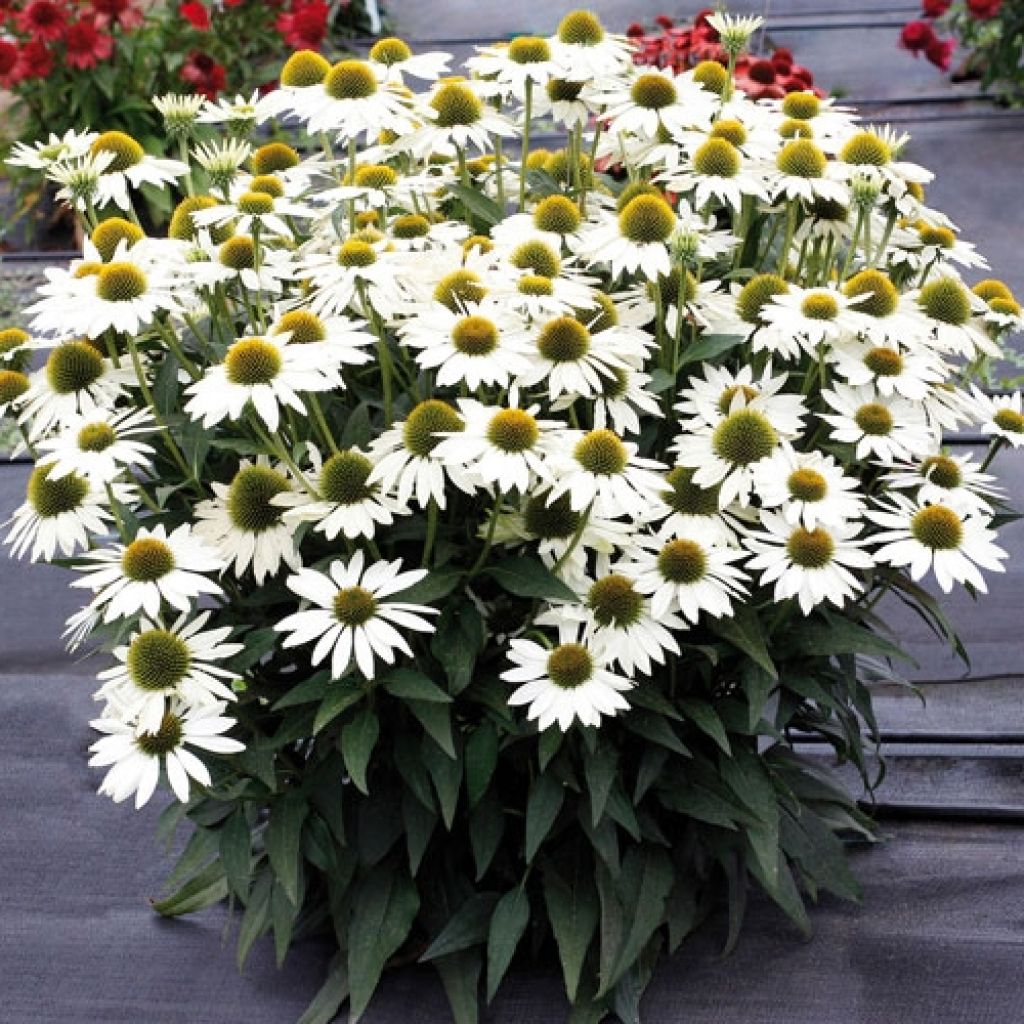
467 492 503 578
308 394 340 454
518 79 533 211
422 497 439 567
155 319 201 380
551 504 591 575
978 435 1007 474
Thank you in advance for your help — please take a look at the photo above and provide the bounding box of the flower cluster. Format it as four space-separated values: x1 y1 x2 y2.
900 0 1017 90
4 9 1023 1020
628 8 823 100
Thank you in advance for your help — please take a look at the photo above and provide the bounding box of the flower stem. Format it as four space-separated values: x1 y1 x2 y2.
518 79 533 211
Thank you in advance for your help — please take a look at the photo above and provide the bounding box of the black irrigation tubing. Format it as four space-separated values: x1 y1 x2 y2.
796 731 1024 744
865 801 1024 823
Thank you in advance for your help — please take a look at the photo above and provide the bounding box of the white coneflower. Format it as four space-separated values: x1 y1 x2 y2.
398 78 516 159
193 458 302 584
70 523 225 622
553 364 662 437
745 512 872 614
758 284 868 358
153 93 206 136
94 611 243 733
819 384 936 463
46 149 115 211
752 446 865 530
970 387 1024 449
502 619 634 732
89 130 187 211
581 194 679 280
651 466 740 546
367 36 452 84
548 9 634 81
659 136 767 212
770 138 847 205
34 407 154 484
276 552 438 679
881 453 1001 517
467 36 561 101
592 66 716 139
192 138 253 194
192 188 316 239
706 11 764 55
868 497 1007 593
8 129 97 170
828 337 943 401
88 700 244 808
914 276 999 358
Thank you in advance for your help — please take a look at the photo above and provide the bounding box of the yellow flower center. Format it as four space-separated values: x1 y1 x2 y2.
237 191 274 216
781 91 821 120
392 213 431 239
280 49 331 88
511 240 561 278
910 504 963 550
77 421 117 452
693 137 741 178
844 269 898 318
219 235 256 270
227 465 290 533
919 277 971 326
27 464 89 517
508 36 551 63
337 239 377 267
46 341 104 395
712 408 778 465
0 369 29 405
333 585 378 626
786 526 835 567
546 642 594 689
993 408 1024 434
137 712 185 756
574 428 627 475
486 408 539 453
853 402 894 436
533 194 581 235
434 269 486 311
320 450 374 504
692 60 728 94
588 574 643 628
631 73 677 110
225 338 282 385
169 195 220 242
920 455 962 490
369 36 413 65
557 9 605 45
431 82 482 126
737 273 789 324
801 292 839 320
273 310 326 344
91 131 143 172
325 60 378 100
657 538 707 584
127 630 191 690
91 217 144 262
537 317 590 362
840 131 891 166
122 537 175 582
787 467 828 502
403 399 463 457
710 118 748 147
95 262 147 302
776 139 828 178
452 316 499 356
251 142 299 175
618 194 676 243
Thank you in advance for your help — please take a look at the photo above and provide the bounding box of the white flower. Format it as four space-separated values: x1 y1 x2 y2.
819 384 937 463
622 531 748 622
90 131 188 211
7 129 98 170
368 38 452 84
184 332 341 434
868 497 1007 593
745 512 873 614
752 446 865 530
88 700 244 808
5 462 122 562
193 459 302 584
758 285 867 358
674 363 807 435
581 196 679 280
548 11 633 81
272 446 405 541
34 407 154 484
553 364 662 437
591 66 716 140
659 138 767 212
276 552 438 679
70 523 225 622
971 388 1024 448
95 611 243 733
880 453 1001 517
502 620 634 732
397 78 516 159
467 37 561 101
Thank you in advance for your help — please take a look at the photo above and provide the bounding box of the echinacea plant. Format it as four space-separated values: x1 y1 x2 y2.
3 8 1023 1024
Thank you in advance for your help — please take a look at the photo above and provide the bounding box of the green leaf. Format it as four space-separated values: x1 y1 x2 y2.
151 861 228 917
402 791 437 875
265 791 308 906
272 880 298 967
219 810 252 900
236 872 272 969
543 859 599 1002
747 847 811 937
678 699 731 754
786 613 915 662
584 745 619 827
622 711 689 756
314 679 364 735
394 568 462 604
163 826 218 892
486 887 530 1002
484 556 578 602
648 368 676 394
348 865 421 1022
711 606 778 680
465 722 499 808
383 668 453 703
449 182 504 227
421 893 499 961
340 402 372 448
677 332 745 367
341 708 379 795
408 700 456 758
525 772 565 862
273 672 333 711
423 733 462 829
433 950 482 1024
470 792 505 880
297 953 349 1024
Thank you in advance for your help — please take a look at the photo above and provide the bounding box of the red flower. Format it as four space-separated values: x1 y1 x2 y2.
625 21 645 39
966 0 1001 17
222 0 244 6
90 0 144 30
179 1 210 29
900 20 937 53
15 0 66 40
276 0 329 50
925 35 955 69
921 0 951 16
180 50 226 98
64 17 114 68
654 13 673 30
0 39 19 85
15 38 53 79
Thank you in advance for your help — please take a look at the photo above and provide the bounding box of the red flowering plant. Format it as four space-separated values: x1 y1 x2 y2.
627 8 825 100
899 0 1024 104
0 0 385 243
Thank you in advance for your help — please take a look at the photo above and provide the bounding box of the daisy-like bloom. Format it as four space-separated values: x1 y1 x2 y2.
972 279 1023 335
368 399 471 510
70 523 225 622
868 497 1007 594
753 446 865 530
88 700 244 809
5 462 121 562
673 401 798 507
830 126 933 197
819 384 937 463
432 400 564 495
34 407 154 484
545 428 666 521
674 364 808 436
261 48 332 120
368 36 452 84
592 65 716 139
197 90 276 133
287 58 415 140
651 466 740 546
89 130 187 211
706 10 764 55
971 387 1024 449
272 446 405 540
16 341 134 439
192 188 316 240
192 138 253 195
769 138 848 205
185 331 341 433
881 452 1001 517
539 573 683 677
467 35 561 101
398 78 515 159
828 337 943 401
46 149 115 212
193 459 302 584
840 268 927 345
659 136 767 212
491 195 586 253
0 368 30 418
502 619 634 732
517 314 652 400
914 276 1000 358
398 299 533 390
533 76 596 129
0 326 32 370
6 129 98 171
267 307 375 366
623 529 749 622
548 9 634 81
95 611 243 734
276 552 438 679
581 194 678 280
758 284 867 359
554 364 662 437
893 221 987 275
153 93 206 137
